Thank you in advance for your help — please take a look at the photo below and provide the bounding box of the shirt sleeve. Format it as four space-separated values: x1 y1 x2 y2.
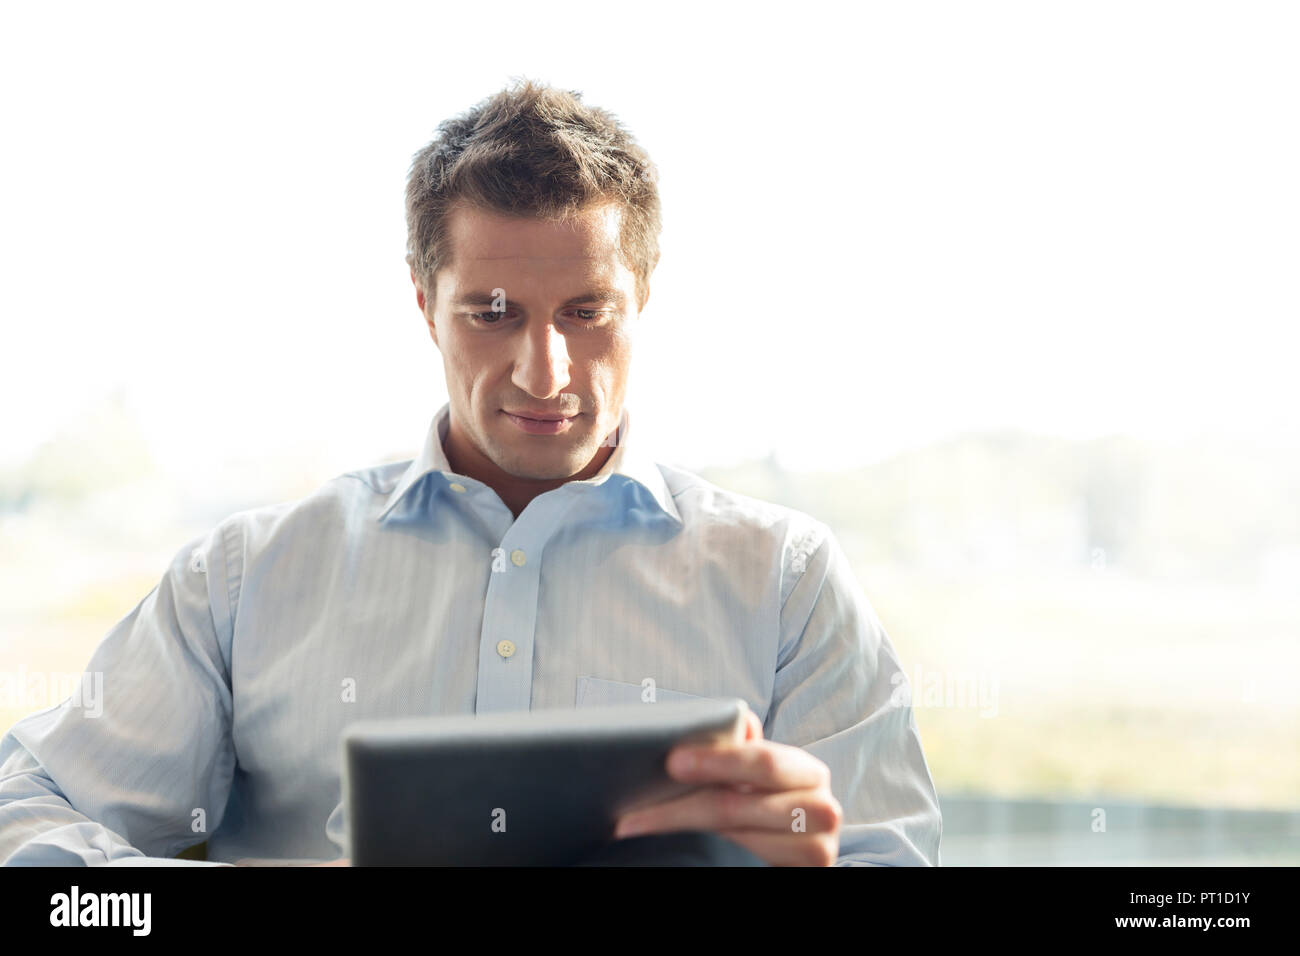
767 520 943 866
0 523 239 866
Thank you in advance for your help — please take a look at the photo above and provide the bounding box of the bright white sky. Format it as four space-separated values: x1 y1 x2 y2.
2 0 1296 477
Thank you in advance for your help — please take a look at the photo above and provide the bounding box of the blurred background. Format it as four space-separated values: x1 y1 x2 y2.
1 0 1296 864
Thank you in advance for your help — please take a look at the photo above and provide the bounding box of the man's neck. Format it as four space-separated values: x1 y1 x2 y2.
443 416 616 519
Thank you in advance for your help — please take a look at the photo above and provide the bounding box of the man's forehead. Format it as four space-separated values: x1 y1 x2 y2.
436 203 635 300
446 202 624 263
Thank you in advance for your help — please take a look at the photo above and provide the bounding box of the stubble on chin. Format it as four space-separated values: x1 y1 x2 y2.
487 436 593 482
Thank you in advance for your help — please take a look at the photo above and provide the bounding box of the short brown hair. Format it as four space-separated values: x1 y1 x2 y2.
405 78 662 310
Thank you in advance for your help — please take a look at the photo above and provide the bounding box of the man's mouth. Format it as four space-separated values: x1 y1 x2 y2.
502 410 579 435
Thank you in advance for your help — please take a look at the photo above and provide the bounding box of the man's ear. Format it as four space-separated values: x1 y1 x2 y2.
411 267 427 313
412 268 438 346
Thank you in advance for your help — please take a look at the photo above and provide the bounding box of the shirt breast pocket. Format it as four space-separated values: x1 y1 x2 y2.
575 676 711 707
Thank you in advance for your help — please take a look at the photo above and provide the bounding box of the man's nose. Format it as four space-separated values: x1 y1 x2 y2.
511 318 571 399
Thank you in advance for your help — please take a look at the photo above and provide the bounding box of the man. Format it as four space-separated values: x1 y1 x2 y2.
0 80 941 866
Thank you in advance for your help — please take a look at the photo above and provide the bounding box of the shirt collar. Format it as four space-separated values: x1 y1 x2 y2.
377 402 682 526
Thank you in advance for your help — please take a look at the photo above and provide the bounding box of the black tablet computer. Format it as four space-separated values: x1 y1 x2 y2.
341 697 747 866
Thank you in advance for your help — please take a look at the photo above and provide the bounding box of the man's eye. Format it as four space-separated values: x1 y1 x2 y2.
467 308 608 324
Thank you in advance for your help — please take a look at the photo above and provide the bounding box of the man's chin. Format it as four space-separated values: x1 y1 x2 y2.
488 446 588 483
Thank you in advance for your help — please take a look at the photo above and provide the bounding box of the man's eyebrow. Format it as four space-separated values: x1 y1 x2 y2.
560 288 627 308
452 291 507 307
451 288 628 309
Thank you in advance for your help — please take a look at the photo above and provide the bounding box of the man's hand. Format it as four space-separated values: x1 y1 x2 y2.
612 705 842 866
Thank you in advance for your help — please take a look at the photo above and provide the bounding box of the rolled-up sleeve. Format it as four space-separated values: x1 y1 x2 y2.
767 521 943 866
0 522 239 866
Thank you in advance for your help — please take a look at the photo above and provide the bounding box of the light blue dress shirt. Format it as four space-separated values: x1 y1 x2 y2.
0 402 942 866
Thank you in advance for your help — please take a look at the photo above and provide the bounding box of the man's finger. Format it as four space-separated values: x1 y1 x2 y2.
713 828 842 867
615 785 839 838
667 739 830 791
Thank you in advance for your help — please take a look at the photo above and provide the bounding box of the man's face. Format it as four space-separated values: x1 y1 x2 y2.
415 201 643 482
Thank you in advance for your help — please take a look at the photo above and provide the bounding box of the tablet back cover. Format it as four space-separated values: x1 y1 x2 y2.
343 697 745 866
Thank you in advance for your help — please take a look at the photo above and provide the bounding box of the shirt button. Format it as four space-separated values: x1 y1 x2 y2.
496 640 516 659
449 482 467 493
510 549 526 567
